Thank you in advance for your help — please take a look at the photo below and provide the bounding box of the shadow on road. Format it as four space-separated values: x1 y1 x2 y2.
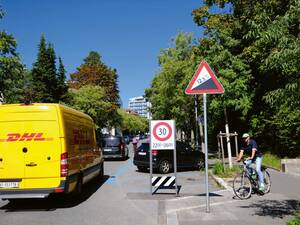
0 175 109 212
135 167 203 174
197 192 224 197
240 199 300 219
104 157 130 162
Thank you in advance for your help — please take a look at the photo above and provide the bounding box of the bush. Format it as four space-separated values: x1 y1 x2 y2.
287 208 300 225
212 161 241 178
287 219 300 225
263 153 281 170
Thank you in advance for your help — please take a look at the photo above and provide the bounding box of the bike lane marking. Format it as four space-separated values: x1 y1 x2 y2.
105 160 132 185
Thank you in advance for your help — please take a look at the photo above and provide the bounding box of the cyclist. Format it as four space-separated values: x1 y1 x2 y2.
236 133 264 192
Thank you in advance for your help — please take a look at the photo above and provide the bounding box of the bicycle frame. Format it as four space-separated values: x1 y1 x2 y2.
233 163 271 199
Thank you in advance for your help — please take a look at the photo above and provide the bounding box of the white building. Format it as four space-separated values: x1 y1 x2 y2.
128 96 151 119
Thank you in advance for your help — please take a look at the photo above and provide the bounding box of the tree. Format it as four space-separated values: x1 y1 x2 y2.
249 0 300 155
68 85 114 129
30 35 56 102
0 7 25 103
69 51 121 127
191 0 300 156
146 33 198 141
118 109 148 134
69 51 120 106
30 35 67 103
56 57 68 101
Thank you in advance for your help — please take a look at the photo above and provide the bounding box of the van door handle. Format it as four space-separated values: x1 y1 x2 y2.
26 162 37 167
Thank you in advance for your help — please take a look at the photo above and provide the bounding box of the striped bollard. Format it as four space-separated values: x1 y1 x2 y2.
151 176 180 194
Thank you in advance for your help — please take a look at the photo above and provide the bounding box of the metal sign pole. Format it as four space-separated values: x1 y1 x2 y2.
185 60 224 213
194 95 199 151
203 93 210 213
173 121 178 196
150 122 153 194
150 150 153 194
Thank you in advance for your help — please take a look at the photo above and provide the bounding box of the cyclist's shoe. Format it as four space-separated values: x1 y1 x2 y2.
251 174 257 179
258 185 265 193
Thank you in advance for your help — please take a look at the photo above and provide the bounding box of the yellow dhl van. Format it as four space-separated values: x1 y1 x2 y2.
0 103 104 199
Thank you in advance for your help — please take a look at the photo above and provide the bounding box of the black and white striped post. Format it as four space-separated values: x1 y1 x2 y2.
151 176 180 194
150 120 178 196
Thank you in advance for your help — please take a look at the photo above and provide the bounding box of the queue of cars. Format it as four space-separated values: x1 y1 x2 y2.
102 133 205 174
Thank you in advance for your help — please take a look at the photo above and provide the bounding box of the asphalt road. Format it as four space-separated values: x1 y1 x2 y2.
0 143 221 225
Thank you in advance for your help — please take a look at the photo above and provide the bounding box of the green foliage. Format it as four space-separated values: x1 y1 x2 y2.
189 0 300 156
118 109 148 134
212 161 225 175
212 161 241 178
29 35 67 103
287 219 300 225
69 51 120 106
0 8 25 103
56 57 68 102
68 85 114 128
69 51 120 128
146 32 198 140
263 153 281 170
287 208 300 225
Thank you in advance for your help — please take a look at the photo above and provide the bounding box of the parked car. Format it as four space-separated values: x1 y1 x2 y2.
123 135 130 144
102 136 129 160
133 139 205 174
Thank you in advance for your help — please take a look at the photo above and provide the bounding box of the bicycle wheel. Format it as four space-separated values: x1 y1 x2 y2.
263 170 271 194
233 172 252 199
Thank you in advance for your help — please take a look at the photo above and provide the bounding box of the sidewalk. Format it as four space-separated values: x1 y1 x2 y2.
165 165 300 225
166 191 297 225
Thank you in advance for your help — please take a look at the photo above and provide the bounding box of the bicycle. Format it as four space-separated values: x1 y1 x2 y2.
233 161 271 199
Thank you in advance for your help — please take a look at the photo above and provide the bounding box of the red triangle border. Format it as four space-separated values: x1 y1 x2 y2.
185 60 224 94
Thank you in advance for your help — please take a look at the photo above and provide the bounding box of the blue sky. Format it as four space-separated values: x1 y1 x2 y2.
1 0 205 107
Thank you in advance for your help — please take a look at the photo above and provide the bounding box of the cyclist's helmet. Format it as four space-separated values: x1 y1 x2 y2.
242 133 250 138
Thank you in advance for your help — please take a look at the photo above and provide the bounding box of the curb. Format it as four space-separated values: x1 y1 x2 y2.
210 173 233 194
264 165 281 172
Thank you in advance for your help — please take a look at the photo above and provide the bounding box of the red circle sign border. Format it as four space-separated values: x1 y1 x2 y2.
153 122 172 142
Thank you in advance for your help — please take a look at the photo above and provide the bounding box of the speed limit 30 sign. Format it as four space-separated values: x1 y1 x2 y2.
150 120 175 150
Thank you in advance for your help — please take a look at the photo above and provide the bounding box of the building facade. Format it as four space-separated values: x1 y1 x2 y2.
128 96 151 119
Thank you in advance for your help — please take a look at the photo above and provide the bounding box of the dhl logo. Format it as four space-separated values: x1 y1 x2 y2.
0 133 53 142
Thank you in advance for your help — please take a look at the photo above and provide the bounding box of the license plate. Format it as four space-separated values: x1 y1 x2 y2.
138 152 146 156
0 182 19 188
104 148 112 152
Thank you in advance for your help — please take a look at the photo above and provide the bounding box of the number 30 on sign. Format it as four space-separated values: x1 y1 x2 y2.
150 120 175 150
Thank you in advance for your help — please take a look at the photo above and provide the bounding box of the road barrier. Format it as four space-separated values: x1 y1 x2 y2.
151 176 180 194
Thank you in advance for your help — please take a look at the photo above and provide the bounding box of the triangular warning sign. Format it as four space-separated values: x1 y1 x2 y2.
185 60 224 94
